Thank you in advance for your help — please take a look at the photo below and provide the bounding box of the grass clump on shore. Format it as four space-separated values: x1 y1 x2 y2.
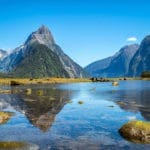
0 112 13 124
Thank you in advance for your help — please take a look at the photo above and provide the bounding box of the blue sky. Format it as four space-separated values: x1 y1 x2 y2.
0 0 150 67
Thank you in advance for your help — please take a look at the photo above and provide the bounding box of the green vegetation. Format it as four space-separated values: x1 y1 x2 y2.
119 120 150 144
11 44 69 78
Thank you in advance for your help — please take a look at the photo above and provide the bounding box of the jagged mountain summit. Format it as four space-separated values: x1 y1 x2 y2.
85 44 139 77
0 25 87 78
128 35 150 77
25 25 55 47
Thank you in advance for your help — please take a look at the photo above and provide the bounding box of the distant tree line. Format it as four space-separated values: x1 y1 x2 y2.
141 71 150 78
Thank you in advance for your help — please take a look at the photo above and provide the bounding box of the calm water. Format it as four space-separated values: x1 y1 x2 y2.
0 80 150 150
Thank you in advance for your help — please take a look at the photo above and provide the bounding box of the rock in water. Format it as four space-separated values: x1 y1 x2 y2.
119 120 150 144
112 81 119 86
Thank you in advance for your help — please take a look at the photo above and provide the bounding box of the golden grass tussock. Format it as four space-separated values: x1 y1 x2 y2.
0 112 13 124
0 141 26 149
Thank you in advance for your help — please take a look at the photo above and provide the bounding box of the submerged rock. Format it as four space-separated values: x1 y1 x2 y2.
78 101 84 104
0 90 11 94
25 88 32 95
112 81 119 86
119 120 150 144
0 141 39 150
0 112 13 124
116 100 126 107
37 90 43 96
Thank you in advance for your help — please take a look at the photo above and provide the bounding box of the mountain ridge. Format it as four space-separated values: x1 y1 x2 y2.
85 44 139 77
0 25 87 78
128 35 150 76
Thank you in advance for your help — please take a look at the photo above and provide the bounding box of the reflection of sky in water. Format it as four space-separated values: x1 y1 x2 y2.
0 81 150 149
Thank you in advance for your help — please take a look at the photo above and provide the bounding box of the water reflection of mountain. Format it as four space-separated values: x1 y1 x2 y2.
0 88 71 132
114 89 150 121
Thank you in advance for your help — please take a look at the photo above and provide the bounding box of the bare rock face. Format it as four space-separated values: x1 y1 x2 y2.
119 120 150 144
85 44 139 77
128 35 150 77
0 25 87 78
85 57 112 77
25 25 55 47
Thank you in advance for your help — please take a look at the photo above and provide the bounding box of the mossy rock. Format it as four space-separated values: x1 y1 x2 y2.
25 88 32 95
0 141 39 150
0 112 13 124
119 120 150 144
37 90 43 96
78 101 84 104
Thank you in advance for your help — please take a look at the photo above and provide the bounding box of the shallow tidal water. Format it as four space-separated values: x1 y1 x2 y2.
0 80 150 150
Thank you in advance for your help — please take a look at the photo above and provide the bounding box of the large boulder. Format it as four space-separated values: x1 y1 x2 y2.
119 120 150 144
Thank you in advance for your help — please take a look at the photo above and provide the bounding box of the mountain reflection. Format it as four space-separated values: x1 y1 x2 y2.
0 87 71 132
114 89 150 121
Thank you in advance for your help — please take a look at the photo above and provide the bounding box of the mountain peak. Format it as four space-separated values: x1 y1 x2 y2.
25 25 55 46
37 25 51 34
115 44 139 57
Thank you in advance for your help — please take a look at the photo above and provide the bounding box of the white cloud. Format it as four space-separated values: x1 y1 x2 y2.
126 37 137 42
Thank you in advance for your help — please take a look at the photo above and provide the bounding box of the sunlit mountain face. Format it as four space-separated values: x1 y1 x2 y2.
0 26 88 78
